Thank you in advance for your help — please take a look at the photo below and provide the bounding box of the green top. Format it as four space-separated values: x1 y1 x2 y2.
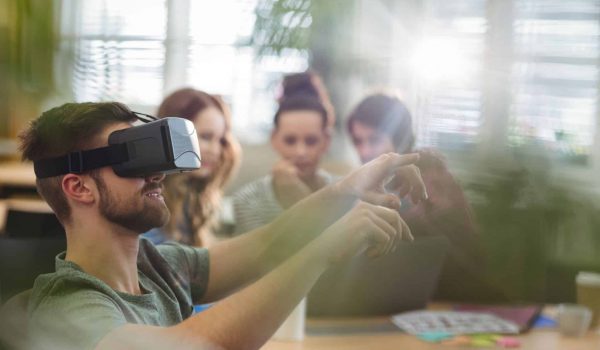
26 238 210 350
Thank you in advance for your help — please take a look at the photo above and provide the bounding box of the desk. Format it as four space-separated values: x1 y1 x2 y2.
0 162 37 199
0 162 36 188
0 199 53 234
262 317 600 350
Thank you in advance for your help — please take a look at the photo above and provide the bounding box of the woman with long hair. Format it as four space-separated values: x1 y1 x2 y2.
145 88 241 246
232 71 335 234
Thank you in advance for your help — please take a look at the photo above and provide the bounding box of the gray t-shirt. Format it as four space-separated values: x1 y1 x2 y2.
26 238 209 350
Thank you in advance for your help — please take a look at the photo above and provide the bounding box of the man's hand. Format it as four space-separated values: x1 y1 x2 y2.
272 159 312 209
334 153 428 210
317 201 413 265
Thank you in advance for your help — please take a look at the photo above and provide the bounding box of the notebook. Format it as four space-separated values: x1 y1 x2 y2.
391 311 520 335
453 304 543 332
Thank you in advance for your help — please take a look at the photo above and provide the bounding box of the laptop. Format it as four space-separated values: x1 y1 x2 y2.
307 235 450 317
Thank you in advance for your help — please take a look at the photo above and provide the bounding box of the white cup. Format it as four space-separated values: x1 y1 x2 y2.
273 298 306 341
557 304 592 337
576 271 600 330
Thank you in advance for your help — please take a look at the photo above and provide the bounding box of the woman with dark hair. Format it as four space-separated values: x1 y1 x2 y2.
144 88 241 246
280 70 336 129
232 71 335 234
347 91 502 301
347 92 415 162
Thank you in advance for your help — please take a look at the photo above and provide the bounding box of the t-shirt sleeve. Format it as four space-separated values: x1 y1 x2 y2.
29 290 126 350
156 243 210 303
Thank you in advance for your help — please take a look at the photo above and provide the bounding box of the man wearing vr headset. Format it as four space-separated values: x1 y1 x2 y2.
8 102 427 350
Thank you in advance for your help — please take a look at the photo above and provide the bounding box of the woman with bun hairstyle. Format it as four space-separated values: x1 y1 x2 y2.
232 71 336 234
144 88 241 246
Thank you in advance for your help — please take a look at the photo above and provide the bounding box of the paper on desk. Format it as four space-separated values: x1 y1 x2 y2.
391 311 520 335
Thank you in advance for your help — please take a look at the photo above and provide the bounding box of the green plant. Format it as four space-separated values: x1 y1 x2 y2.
249 0 353 56
467 152 600 302
250 0 312 56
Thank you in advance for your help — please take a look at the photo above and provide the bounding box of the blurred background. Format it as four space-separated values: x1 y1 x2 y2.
1 0 600 303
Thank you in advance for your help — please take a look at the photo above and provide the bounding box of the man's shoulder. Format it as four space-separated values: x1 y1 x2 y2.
28 264 120 317
26 268 127 350
140 236 204 257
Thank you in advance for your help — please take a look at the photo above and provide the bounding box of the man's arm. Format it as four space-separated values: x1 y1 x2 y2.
202 153 425 302
97 202 407 350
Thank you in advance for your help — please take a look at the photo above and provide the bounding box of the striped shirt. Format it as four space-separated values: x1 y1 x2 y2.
232 170 335 235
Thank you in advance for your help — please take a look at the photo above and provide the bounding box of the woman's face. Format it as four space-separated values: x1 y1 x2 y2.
350 121 395 164
271 110 330 180
192 107 226 178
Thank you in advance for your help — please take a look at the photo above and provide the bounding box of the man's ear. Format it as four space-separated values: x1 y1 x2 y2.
62 174 96 205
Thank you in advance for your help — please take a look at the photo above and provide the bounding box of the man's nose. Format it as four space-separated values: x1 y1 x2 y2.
146 172 166 183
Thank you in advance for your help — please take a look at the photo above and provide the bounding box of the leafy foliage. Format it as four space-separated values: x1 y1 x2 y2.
467 153 600 301
249 0 343 57
250 0 312 56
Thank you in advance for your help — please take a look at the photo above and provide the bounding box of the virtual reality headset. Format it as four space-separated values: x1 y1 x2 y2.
34 116 201 178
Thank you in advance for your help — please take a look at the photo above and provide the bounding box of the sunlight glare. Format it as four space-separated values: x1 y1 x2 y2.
411 37 468 84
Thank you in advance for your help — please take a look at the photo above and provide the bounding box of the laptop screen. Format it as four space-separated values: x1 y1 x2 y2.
307 236 450 317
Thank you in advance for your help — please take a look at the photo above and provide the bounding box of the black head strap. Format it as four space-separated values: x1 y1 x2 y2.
33 143 129 178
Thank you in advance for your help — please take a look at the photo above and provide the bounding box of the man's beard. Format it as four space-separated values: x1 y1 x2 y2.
95 175 170 233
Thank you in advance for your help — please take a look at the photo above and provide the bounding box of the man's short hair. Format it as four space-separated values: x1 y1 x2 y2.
19 102 137 223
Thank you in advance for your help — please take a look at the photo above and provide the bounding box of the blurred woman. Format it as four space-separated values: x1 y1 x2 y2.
144 88 241 246
232 71 335 234
347 91 504 301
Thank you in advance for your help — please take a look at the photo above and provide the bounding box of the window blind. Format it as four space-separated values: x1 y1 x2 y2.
510 0 600 163
71 0 167 106
413 0 487 151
